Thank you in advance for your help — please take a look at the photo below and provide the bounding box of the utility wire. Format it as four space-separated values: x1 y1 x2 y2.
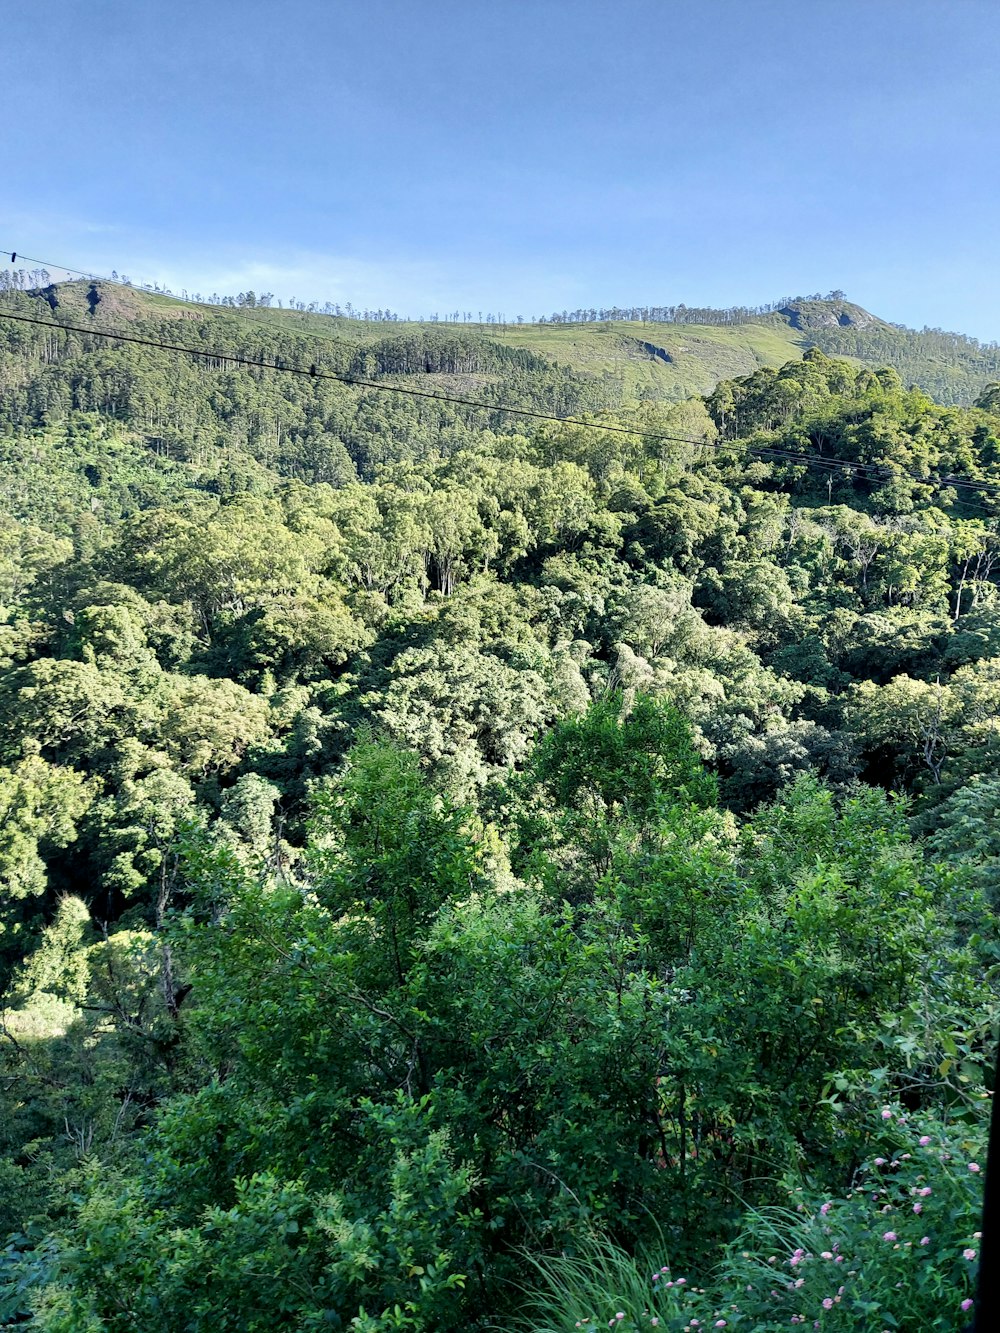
0 246 886 438
2 301 997 506
4 254 995 499
8 247 1000 462
0 244 696 432
1 242 504 327
1 305 999 512
2 248 102 282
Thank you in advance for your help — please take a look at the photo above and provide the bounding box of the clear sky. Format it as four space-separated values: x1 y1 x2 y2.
4 0 1000 338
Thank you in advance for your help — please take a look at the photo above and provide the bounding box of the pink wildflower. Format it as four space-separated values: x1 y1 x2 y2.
874 1157 886 1166
964 1249 977 1261
881 1108 893 1120
913 1203 922 1214
962 1299 974 1312
822 1299 834 1310
969 1162 981 1173
919 1135 931 1146
920 1237 929 1246
883 1231 897 1242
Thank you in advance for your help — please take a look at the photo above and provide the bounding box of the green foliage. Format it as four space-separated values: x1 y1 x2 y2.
30 1099 475 1333
530 691 715 817
308 739 486 985
514 1105 988 1333
0 756 93 903
924 775 1000 904
1 286 999 1331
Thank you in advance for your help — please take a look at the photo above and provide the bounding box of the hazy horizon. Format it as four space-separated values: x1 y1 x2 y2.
4 1 1000 340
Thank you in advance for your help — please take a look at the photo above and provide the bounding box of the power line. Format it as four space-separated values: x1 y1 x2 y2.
1 242 498 326
0 244 701 429
1 304 998 513
8 247 999 467
2 302 997 506
0 257 690 449
2 248 102 282
0 245 559 390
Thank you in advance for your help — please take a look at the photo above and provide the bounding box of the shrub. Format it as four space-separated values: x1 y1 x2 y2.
514 1103 987 1332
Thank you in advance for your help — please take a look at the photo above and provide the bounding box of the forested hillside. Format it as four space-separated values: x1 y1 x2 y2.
5 275 1000 408
1 282 998 1330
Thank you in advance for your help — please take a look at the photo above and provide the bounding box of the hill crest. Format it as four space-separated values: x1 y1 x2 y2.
6 280 999 407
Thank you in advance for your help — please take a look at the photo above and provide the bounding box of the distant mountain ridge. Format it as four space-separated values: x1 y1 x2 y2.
4 279 1000 407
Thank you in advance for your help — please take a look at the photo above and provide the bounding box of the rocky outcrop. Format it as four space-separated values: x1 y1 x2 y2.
637 339 672 363
779 300 882 331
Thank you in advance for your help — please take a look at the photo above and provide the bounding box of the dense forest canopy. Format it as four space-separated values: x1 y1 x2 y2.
0 281 998 1330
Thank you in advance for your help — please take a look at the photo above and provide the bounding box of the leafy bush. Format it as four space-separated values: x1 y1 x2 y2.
514 1104 988 1332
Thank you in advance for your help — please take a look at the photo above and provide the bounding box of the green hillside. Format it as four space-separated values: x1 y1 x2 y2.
9 280 1000 407
483 317 810 401
1 280 999 1332
491 298 1000 405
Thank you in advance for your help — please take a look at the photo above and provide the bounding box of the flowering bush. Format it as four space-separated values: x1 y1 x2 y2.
515 1103 987 1332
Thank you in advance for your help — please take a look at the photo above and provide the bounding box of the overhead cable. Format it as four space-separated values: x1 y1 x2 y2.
1 305 998 511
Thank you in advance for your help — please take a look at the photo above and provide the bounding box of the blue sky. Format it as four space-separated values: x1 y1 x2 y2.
4 0 1000 337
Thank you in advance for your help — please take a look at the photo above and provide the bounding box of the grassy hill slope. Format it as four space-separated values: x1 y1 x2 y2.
489 318 812 401
6 281 1000 408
